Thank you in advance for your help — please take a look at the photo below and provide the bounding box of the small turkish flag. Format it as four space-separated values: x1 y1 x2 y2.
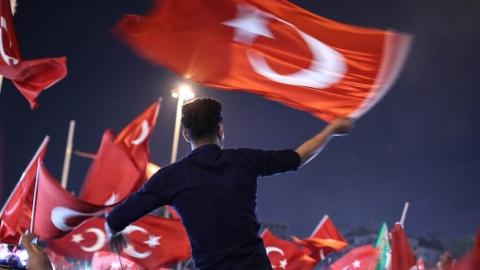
116 0 411 121
0 136 48 244
390 223 416 270
0 0 67 109
261 229 316 270
293 215 348 262
331 245 379 270
48 216 191 269
80 131 143 206
33 162 106 240
115 101 160 173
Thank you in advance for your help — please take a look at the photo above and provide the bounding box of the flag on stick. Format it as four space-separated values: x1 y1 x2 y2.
373 223 391 270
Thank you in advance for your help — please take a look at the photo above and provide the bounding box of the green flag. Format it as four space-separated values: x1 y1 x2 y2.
374 223 391 270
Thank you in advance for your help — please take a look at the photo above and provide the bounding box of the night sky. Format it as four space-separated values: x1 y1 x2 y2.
1 0 479 241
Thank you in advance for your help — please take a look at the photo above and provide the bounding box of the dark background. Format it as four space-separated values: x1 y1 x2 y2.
0 0 479 241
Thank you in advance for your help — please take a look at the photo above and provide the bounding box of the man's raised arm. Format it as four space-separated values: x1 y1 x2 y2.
295 117 353 167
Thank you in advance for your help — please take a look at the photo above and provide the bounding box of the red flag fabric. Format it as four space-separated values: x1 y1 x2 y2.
80 131 143 206
390 223 416 270
116 0 411 121
261 229 316 270
451 227 480 270
33 162 106 240
0 0 67 109
44 248 74 270
331 245 379 270
0 137 49 244
292 215 348 262
92 251 143 270
48 216 191 269
115 101 160 173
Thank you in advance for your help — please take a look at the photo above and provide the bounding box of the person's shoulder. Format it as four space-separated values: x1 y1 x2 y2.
151 159 188 179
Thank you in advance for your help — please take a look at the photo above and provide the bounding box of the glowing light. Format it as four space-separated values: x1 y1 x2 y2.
172 83 195 100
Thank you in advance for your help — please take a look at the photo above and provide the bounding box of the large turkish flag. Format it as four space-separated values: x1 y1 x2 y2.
48 216 191 269
116 0 411 121
0 136 49 244
0 0 67 109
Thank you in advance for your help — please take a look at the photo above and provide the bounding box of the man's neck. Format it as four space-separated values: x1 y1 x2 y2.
191 139 220 151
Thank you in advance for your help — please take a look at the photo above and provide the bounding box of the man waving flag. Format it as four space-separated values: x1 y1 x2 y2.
116 0 411 121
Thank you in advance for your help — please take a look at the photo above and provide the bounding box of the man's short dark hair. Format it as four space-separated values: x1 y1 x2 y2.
181 98 223 141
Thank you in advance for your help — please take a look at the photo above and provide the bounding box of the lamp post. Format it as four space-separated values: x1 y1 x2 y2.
170 83 195 164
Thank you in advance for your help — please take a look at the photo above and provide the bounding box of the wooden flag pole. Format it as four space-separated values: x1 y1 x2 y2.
29 160 41 233
61 120 75 189
0 136 49 216
399 202 410 227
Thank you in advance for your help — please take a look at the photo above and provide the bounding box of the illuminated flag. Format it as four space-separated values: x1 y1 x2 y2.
292 215 348 262
48 216 191 269
0 0 67 109
116 0 411 121
0 136 48 244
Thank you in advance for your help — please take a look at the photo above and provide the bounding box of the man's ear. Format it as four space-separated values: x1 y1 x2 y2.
182 128 191 143
217 124 225 141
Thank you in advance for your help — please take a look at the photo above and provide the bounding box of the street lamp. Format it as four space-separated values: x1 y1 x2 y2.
170 83 195 164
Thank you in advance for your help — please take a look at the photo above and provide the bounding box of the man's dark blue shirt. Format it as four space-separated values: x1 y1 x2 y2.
107 144 301 269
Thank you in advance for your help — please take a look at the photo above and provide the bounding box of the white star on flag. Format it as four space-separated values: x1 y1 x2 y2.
352 260 361 268
71 234 84 244
222 4 274 45
143 235 161 248
279 259 288 269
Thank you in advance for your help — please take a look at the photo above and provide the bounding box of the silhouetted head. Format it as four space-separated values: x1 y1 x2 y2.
181 98 224 148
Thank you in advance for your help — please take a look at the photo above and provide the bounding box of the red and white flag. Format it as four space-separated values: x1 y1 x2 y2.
0 136 48 244
292 215 348 262
80 131 143 206
32 162 106 240
261 229 316 270
331 245 379 270
92 251 143 270
0 0 67 109
116 0 411 121
48 216 191 269
390 223 416 270
80 101 160 205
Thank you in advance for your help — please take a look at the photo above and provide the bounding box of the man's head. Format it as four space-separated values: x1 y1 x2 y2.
181 98 223 148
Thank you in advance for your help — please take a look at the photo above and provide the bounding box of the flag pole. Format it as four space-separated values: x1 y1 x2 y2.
29 160 41 233
61 120 75 189
0 136 49 216
399 202 410 227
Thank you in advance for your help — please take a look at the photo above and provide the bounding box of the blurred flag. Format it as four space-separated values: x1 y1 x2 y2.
331 245 379 270
292 215 348 262
390 223 416 270
0 0 67 109
44 248 74 270
0 136 48 243
49 215 191 269
33 162 105 240
374 223 391 270
116 0 411 121
80 101 160 205
261 229 316 270
80 131 142 205
451 227 480 270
